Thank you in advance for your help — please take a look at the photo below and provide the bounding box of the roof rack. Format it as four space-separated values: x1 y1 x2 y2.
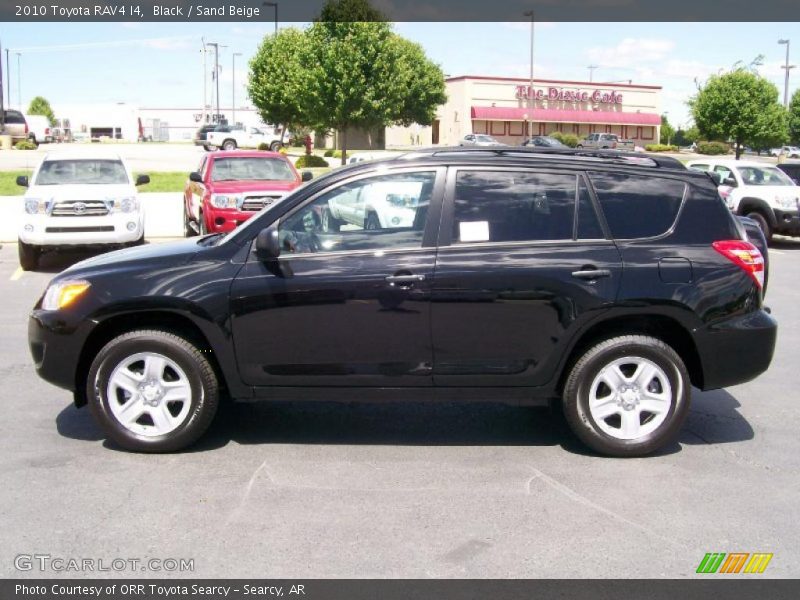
398 146 686 170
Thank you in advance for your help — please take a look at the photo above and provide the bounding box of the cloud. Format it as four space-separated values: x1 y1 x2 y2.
141 37 193 51
587 38 676 67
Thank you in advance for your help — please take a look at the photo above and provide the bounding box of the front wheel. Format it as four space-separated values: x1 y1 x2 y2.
18 239 40 271
746 212 772 244
87 330 219 453
364 211 381 230
222 139 237 151
270 141 283 152
563 335 690 457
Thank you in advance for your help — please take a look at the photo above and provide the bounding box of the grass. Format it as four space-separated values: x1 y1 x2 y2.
0 171 187 195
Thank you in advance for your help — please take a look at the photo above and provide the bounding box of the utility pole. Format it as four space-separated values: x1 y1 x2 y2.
0 41 4 130
523 9 535 140
5 47 10 109
232 52 242 125
587 65 598 82
16 52 21 110
201 37 207 126
778 39 795 108
264 2 278 36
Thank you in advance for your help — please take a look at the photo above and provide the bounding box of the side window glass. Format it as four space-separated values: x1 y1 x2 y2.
452 171 577 243
278 172 436 254
714 165 737 187
588 172 686 239
577 178 605 240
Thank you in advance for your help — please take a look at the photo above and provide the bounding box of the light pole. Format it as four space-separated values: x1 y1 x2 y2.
778 39 795 108
232 52 242 125
4 48 9 110
16 52 21 110
523 9 534 141
264 2 278 36
663 111 670 145
206 42 222 123
587 65 598 82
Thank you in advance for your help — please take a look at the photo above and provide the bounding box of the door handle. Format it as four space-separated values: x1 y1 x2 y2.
571 269 612 280
385 274 426 285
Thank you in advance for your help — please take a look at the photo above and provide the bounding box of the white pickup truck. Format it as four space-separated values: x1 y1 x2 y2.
206 125 284 151
577 133 635 151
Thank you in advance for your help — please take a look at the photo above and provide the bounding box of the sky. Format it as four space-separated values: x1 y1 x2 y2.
0 21 798 128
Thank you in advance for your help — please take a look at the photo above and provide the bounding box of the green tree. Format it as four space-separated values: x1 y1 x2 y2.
27 96 56 126
659 114 675 145
789 89 800 145
388 35 447 127
690 68 786 159
316 0 385 22
248 28 310 145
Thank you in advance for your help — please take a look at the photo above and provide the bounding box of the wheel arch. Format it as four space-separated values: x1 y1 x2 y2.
555 314 704 397
738 197 777 228
73 310 234 408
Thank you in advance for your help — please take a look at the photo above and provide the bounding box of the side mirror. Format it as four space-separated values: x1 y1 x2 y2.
16 175 29 187
707 171 722 185
301 171 313 182
189 172 203 184
135 174 150 186
723 177 738 187
255 225 281 260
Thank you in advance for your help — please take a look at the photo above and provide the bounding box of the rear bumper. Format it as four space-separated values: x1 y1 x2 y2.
695 309 777 390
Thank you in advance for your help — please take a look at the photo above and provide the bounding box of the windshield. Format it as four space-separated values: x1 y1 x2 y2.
211 157 296 182
735 166 795 187
476 135 496 143
35 159 129 185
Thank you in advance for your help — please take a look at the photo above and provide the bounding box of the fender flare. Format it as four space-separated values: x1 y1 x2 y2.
737 197 777 228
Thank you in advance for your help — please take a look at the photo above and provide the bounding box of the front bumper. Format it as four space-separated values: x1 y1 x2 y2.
19 212 144 246
205 208 258 233
29 309 96 396
773 208 800 235
695 309 777 390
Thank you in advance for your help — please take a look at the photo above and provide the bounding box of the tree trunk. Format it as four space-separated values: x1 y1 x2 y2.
735 141 742 160
341 128 347 166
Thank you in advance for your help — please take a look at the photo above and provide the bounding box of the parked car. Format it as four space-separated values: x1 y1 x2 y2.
521 136 567 148
687 159 800 242
577 133 635 151
206 125 284 151
24 115 53 145
183 150 311 236
17 151 149 270
193 124 219 151
777 162 800 185
1 109 29 144
769 145 800 158
459 134 503 147
29 147 776 456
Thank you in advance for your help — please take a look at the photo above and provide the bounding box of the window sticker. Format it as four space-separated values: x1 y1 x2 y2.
459 221 490 242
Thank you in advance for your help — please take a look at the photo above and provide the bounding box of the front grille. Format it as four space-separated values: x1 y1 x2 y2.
51 200 109 217
45 226 115 233
241 195 283 212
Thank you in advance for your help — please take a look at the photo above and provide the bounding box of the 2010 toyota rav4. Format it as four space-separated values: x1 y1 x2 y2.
28 148 777 456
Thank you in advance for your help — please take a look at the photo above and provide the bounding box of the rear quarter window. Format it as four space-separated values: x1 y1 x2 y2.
588 172 686 239
3 111 25 124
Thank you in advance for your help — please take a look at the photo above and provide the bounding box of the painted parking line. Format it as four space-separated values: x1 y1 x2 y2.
9 267 24 281
770 250 785 255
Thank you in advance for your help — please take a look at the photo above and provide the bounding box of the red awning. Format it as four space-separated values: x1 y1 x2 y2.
471 106 661 126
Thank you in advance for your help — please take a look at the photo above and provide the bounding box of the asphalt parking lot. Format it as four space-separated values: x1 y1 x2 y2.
1 238 799 579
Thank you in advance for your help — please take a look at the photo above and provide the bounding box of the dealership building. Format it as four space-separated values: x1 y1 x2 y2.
420 75 662 148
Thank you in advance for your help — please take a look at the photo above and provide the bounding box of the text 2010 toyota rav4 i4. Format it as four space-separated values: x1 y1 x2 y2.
29 148 777 457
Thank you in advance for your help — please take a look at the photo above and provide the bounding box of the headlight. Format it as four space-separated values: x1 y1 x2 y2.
111 197 139 213
41 280 91 311
210 194 240 209
24 198 45 214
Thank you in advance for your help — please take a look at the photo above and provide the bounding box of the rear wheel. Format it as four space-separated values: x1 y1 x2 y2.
87 330 219 453
18 239 40 271
270 141 283 152
563 335 690 457
322 207 343 232
203 144 212 152
746 212 772 244
183 208 196 237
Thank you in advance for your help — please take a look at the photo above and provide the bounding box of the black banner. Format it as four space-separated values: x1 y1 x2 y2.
3 580 800 600
1 0 800 22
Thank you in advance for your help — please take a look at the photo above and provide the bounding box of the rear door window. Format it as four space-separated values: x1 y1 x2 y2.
588 172 686 239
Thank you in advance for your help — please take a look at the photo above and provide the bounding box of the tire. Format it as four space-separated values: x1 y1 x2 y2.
746 212 772 244
322 207 343 232
222 139 237 151
576 144 583 149
364 211 380 230
563 335 691 457
87 330 219 453
199 212 208 235
127 231 145 247
183 209 196 237
203 144 212 152
18 239 40 271
269 141 282 152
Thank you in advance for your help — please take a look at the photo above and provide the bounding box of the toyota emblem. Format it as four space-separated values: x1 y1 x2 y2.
73 202 87 214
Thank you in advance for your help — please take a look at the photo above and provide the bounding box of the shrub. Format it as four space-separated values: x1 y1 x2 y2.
14 140 37 150
550 131 579 148
323 149 343 158
644 144 679 152
295 154 328 168
257 142 270 151
278 147 289 155
696 141 730 155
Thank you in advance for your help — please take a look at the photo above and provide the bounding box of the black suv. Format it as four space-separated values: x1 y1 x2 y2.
28 148 777 456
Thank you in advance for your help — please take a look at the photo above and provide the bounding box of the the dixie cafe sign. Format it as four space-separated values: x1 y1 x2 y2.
515 85 623 105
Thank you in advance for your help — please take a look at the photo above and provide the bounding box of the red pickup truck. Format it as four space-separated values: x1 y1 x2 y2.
184 150 311 235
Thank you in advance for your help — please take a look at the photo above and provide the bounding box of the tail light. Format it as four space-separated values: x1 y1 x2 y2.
712 240 765 290
45 127 50 135
24 122 28 134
